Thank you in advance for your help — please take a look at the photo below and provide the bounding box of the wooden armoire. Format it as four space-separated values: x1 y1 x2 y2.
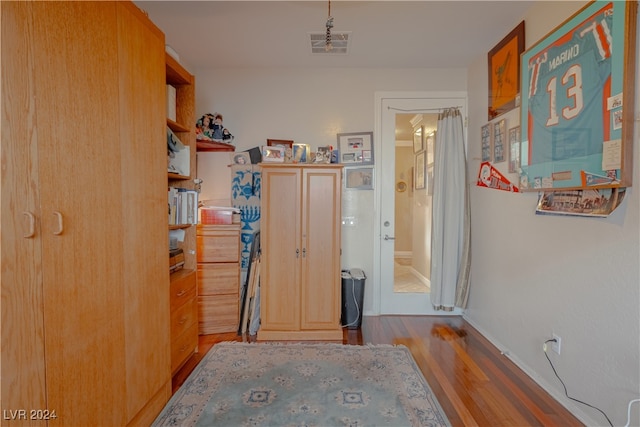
1 2 171 425
258 164 343 341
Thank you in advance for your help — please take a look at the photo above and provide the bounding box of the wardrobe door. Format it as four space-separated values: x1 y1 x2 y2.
300 168 342 331
31 3 128 425
261 167 302 332
1 3 48 423
116 3 171 422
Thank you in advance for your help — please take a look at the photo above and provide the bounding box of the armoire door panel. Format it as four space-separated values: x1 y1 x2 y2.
0 2 48 421
261 169 302 331
301 170 342 329
31 3 127 425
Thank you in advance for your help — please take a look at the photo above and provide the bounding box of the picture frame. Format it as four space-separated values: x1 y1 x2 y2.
267 139 294 162
414 151 426 190
261 145 285 163
493 119 506 163
488 21 525 120
292 143 310 163
481 123 492 162
345 167 374 190
508 126 521 173
232 152 251 165
313 146 332 164
519 1 637 191
413 126 424 153
337 132 374 165
425 130 436 165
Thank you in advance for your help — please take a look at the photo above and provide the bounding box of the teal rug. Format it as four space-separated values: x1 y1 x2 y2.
153 342 450 426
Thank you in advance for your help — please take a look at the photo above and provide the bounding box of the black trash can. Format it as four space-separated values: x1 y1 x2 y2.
341 269 366 329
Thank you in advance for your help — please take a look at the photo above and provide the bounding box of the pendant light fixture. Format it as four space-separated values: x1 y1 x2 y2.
325 0 334 51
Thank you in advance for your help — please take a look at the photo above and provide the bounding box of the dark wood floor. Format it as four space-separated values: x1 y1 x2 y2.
172 315 583 426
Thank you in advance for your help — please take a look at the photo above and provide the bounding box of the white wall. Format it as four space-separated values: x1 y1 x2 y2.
464 2 640 426
195 67 466 312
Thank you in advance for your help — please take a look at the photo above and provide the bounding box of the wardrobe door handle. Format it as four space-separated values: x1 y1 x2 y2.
23 211 36 238
52 211 64 235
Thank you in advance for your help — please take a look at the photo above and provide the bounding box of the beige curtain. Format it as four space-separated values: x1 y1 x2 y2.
430 108 471 310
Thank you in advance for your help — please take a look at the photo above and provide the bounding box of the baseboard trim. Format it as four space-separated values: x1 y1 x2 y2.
462 314 596 426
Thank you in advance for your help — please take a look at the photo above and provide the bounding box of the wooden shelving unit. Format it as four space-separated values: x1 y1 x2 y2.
166 52 198 378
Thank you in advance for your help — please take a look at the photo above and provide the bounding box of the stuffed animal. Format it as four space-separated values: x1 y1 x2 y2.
196 112 234 144
211 113 224 140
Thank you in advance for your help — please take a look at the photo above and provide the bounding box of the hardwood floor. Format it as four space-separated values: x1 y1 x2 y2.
172 315 583 426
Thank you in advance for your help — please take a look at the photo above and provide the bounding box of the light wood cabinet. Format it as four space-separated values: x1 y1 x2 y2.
1 2 170 425
258 164 343 341
166 46 198 374
197 224 241 334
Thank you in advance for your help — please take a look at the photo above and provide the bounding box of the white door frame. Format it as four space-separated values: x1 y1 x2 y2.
372 91 467 315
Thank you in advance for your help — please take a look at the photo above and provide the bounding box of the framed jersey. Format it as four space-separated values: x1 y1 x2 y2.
519 0 637 191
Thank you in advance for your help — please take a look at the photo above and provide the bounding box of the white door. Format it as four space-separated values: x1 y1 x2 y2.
374 92 466 315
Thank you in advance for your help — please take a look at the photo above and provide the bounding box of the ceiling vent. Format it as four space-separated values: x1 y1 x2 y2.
309 32 351 54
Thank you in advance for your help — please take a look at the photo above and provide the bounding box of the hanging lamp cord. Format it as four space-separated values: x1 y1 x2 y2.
325 0 333 51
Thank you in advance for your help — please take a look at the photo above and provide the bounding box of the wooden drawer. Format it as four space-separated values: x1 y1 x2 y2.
197 263 239 296
170 270 197 312
198 294 239 334
170 296 197 340
171 322 198 374
197 225 240 263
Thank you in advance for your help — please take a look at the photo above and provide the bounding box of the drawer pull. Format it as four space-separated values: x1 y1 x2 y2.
176 290 187 297
179 316 188 325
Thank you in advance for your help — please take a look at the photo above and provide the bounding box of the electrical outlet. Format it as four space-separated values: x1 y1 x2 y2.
341 216 357 227
551 333 562 355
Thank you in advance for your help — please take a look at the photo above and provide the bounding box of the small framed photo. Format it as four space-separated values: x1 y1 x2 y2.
481 123 492 162
232 152 251 165
413 126 424 153
267 139 294 162
508 126 521 173
345 167 374 190
313 146 332 164
425 130 436 164
292 143 310 163
337 132 374 165
415 151 426 190
493 119 506 163
261 145 285 162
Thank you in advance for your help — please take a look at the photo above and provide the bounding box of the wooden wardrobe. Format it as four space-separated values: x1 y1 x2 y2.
258 164 343 341
1 2 170 425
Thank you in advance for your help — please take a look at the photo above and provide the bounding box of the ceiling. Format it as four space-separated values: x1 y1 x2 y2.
135 1 534 70
135 1 534 141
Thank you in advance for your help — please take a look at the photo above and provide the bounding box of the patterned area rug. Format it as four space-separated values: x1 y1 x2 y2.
153 342 450 426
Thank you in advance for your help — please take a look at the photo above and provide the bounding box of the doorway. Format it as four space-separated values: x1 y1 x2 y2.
393 113 434 294
373 91 466 315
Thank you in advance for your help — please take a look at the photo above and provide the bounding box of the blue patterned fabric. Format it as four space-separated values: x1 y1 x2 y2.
231 165 261 269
